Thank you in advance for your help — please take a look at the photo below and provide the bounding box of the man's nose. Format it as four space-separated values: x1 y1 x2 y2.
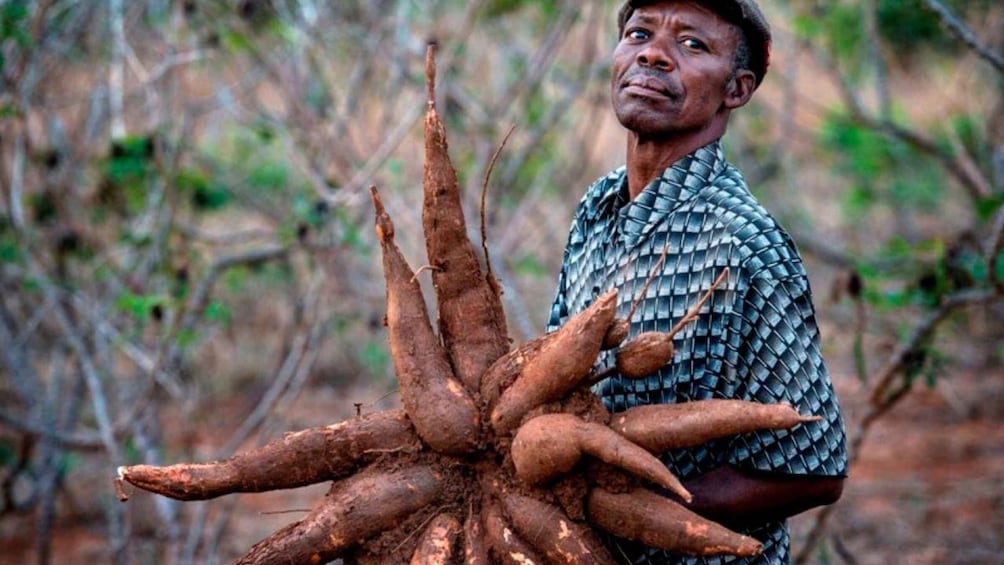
636 39 674 71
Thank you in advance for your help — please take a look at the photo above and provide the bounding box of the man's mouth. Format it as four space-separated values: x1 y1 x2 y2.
620 71 675 98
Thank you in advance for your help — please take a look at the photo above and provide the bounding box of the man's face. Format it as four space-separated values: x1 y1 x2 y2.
611 1 747 138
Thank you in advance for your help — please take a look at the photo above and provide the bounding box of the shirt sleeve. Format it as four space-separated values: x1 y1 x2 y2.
546 250 570 333
547 205 589 333
727 275 848 477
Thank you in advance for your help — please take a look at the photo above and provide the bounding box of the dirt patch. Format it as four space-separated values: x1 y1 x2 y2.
790 376 1004 565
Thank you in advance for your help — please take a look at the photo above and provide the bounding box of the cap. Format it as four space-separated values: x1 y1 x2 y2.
617 0 772 88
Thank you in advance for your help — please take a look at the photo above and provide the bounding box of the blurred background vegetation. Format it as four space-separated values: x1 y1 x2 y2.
0 0 1001 564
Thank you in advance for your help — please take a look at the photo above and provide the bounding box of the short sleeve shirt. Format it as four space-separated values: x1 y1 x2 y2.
547 141 848 564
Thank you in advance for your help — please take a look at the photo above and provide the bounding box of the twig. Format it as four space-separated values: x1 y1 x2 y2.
108 0 126 138
869 288 997 406
0 411 103 450
922 0 1004 75
71 293 184 398
411 264 441 283
480 124 517 279
666 268 730 337
336 1 487 204
490 256 537 342
220 282 324 456
259 508 312 516
9 128 26 230
985 205 1004 292
338 99 425 203
35 350 68 565
496 1 579 121
0 298 43 409
863 0 891 119
625 237 673 323
804 31 995 203
167 245 292 366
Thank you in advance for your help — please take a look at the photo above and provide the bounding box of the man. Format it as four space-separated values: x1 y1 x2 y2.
547 1 848 563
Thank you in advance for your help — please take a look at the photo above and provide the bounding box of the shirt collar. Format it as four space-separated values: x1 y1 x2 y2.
598 141 727 249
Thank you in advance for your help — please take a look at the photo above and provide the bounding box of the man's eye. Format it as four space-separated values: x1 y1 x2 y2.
626 29 650 40
680 38 708 51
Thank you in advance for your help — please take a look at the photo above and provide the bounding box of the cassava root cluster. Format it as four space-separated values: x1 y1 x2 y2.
116 45 819 564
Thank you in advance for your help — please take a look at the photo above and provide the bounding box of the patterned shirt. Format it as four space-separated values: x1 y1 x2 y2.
547 141 848 565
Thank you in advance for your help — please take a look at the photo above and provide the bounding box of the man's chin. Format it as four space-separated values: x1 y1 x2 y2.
614 105 677 136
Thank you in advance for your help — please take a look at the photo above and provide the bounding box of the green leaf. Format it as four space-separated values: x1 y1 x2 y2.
0 438 13 466
791 15 821 41
114 292 169 322
102 135 157 215
0 103 17 119
176 328 199 349
0 239 19 263
180 172 231 210
358 340 389 375
248 161 287 193
205 300 232 326
513 253 548 277
975 195 1004 223
220 28 253 52
1 2 30 47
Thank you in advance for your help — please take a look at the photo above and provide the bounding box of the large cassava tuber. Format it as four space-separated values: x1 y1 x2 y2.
115 45 822 564
610 399 822 454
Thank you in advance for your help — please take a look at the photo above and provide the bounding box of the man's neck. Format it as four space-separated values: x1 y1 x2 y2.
624 127 726 199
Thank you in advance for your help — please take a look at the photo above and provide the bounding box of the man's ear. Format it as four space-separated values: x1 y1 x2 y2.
724 69 756 110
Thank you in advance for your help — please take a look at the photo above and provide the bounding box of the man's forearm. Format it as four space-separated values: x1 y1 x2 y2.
682 465 845 529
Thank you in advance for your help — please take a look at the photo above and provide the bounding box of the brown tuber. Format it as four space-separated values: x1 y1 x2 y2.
587 487 764 558
615 331 676 378
610 399 821 454
502 493 615 565
410 512 464 565
511 413 691 503
372 186 481 454
483 496 546 565
234 465 444 565
117 409 419 501
489 290 618 435
422 43 509 393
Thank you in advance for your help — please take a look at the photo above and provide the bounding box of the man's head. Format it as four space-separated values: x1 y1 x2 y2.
610 0 769 143
617 0 771 89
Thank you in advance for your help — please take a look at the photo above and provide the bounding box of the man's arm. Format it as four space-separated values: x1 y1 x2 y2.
683 464 844 530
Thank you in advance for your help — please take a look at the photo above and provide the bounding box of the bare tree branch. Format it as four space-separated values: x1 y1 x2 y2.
922 0 1004 75
108 0 126 138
